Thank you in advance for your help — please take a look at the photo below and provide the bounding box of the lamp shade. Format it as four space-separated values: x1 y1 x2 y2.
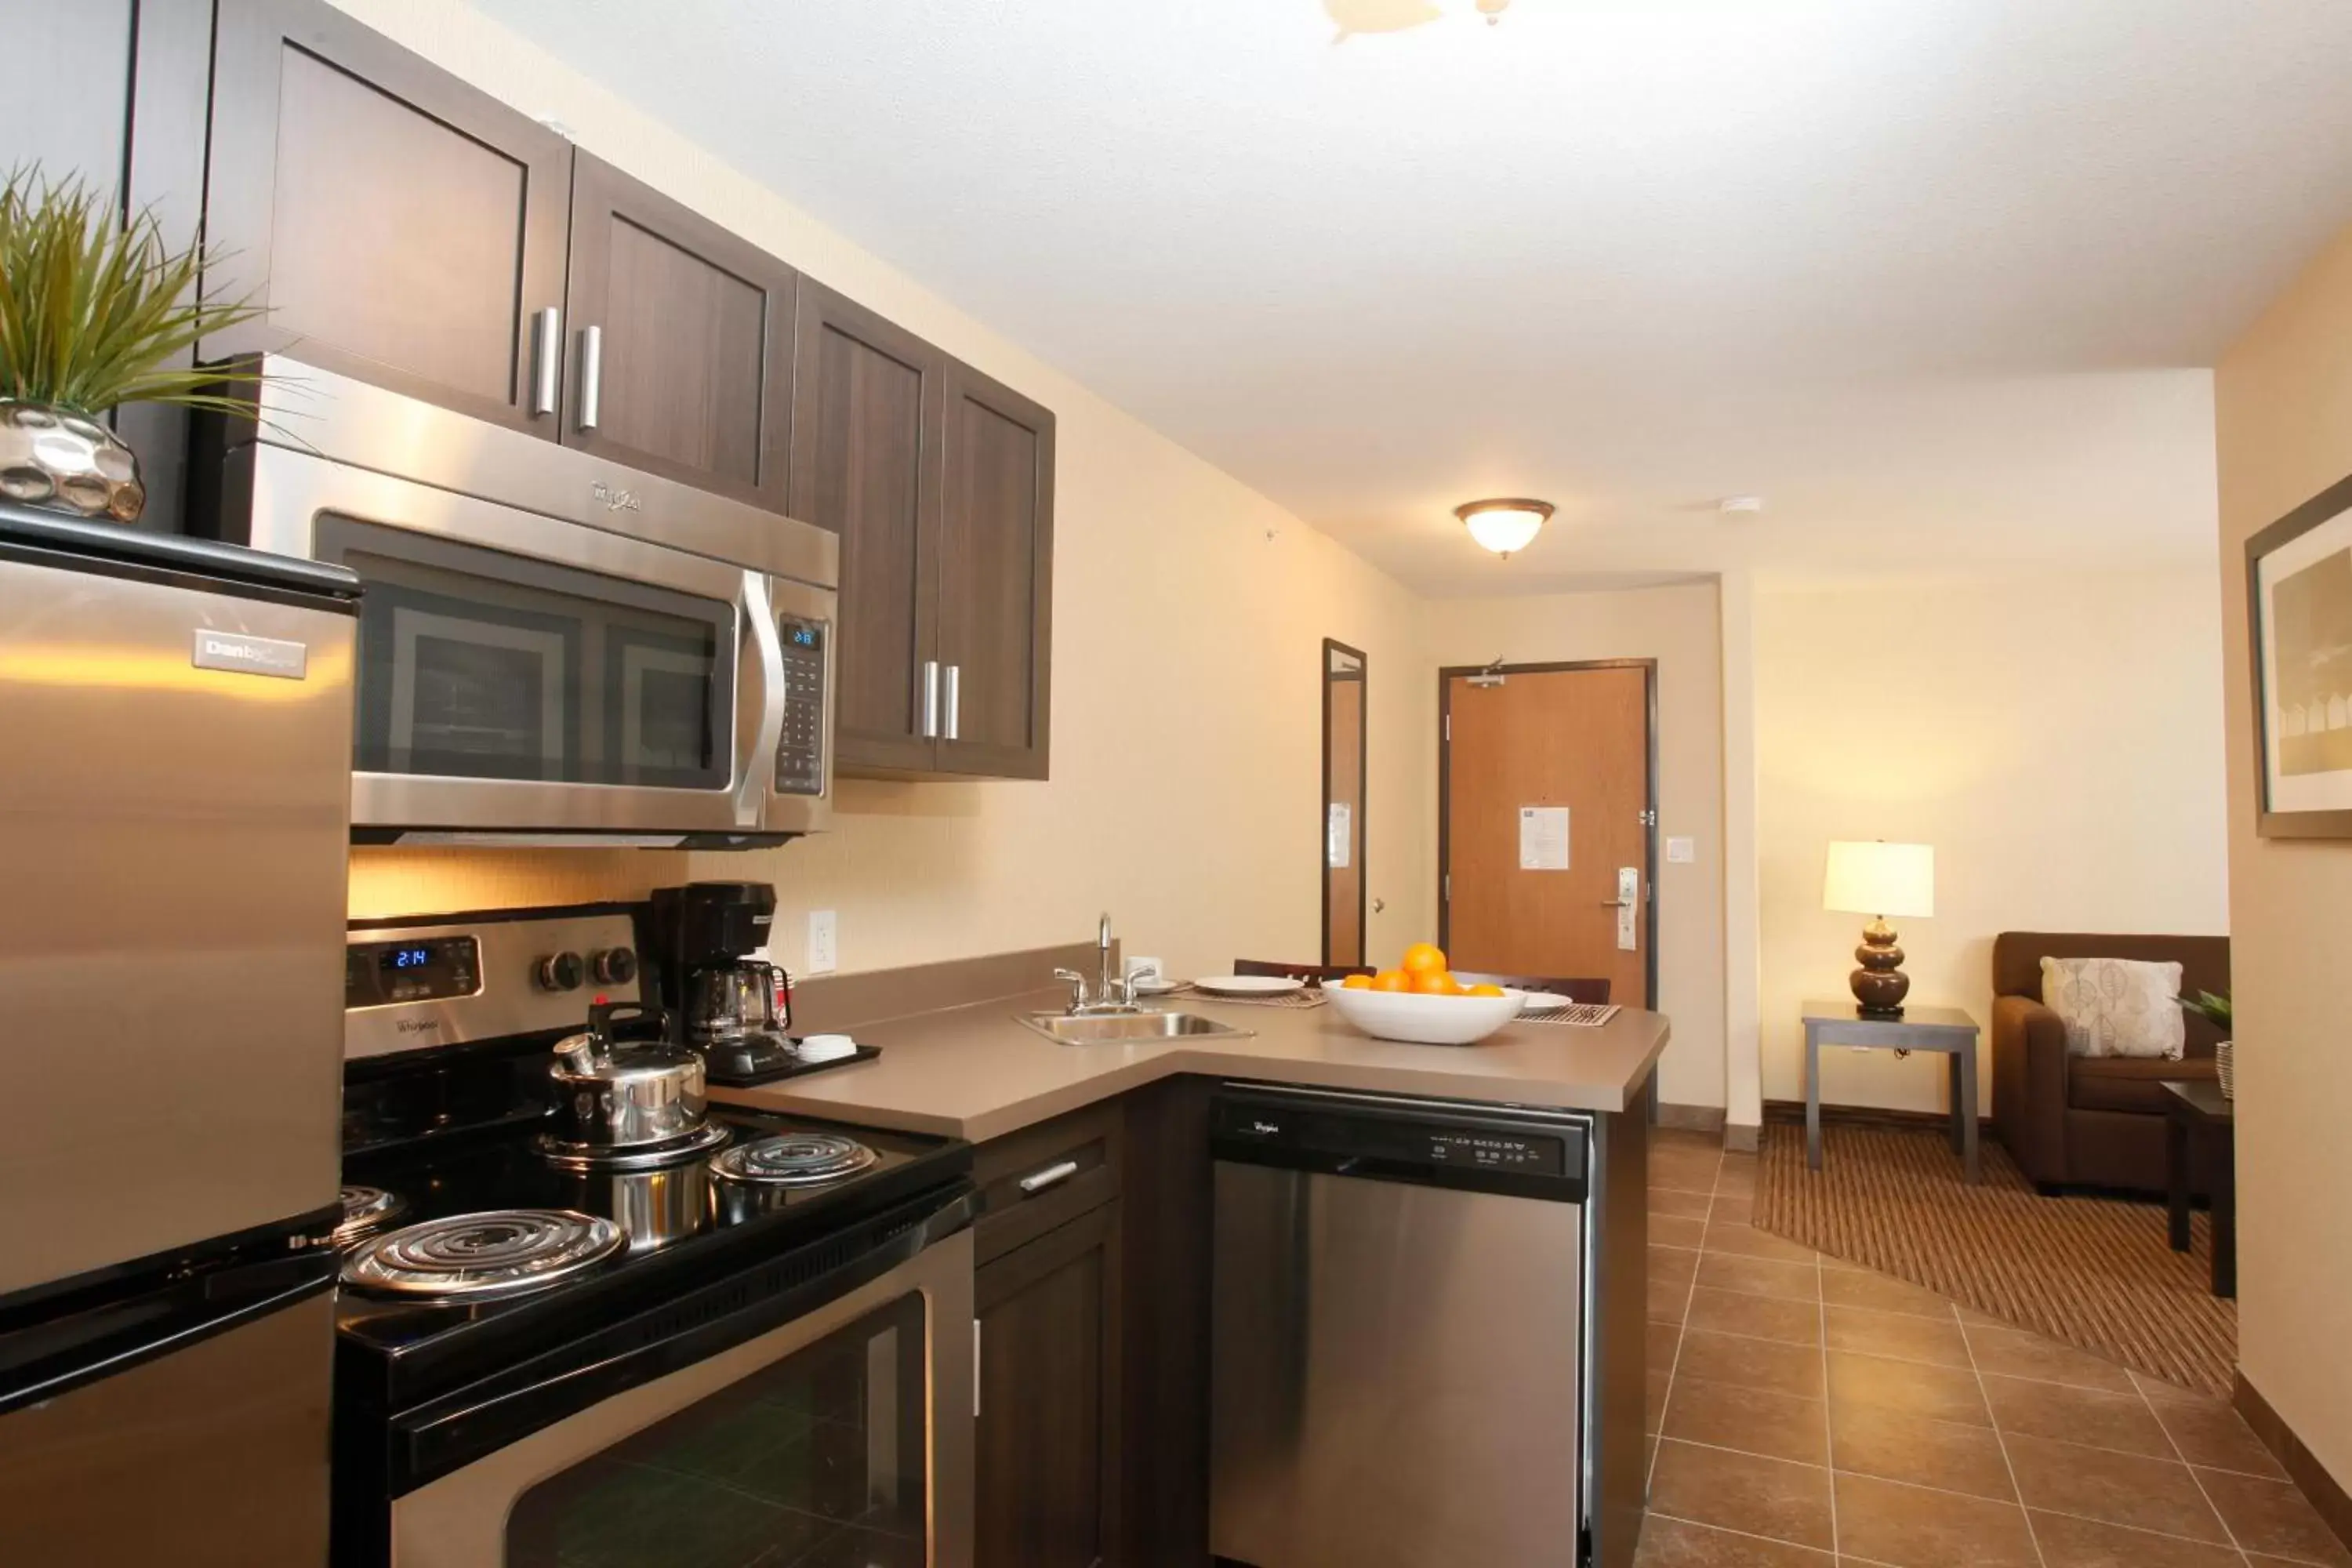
1823 840 1934 919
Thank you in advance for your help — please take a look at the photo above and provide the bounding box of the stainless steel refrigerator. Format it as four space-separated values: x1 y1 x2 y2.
0 502 360 1566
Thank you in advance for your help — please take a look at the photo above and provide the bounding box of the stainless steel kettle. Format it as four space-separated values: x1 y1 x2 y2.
547 1002 706 1149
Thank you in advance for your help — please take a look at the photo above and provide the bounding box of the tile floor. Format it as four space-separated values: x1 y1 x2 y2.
1638 1128 2349 1568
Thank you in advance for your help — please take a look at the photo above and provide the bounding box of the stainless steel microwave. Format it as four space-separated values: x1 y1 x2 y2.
196 358 835 847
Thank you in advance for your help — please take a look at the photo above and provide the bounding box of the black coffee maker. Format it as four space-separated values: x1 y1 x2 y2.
644 882 875 1087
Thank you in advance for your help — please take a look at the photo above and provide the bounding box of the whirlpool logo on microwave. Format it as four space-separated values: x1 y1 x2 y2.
591 480 643 514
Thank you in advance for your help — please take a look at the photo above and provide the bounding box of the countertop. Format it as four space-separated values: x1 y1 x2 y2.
712 988 1672 1142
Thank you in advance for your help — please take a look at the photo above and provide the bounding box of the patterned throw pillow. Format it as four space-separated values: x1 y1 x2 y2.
2038 956 2186 1060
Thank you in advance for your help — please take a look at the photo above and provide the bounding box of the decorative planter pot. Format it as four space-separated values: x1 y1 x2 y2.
0 401 145 522
2216 1039 2234 1100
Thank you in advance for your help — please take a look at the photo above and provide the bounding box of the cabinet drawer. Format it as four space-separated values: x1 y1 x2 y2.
973 1101 1122 1264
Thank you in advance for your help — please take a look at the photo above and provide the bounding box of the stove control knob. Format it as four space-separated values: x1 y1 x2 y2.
536 951 586 992
591 947 637 986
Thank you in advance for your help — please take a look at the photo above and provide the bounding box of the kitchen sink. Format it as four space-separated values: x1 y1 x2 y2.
1017 1010 1255 1046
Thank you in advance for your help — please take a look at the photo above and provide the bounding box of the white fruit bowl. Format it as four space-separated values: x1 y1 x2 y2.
1325 985 1523 1046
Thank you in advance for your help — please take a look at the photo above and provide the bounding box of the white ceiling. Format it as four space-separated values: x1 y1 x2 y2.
470 0 2352 593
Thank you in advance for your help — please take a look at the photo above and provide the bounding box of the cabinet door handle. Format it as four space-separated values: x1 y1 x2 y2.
531 307 561 416
578 324 603 430
944 663 961 742
972 1319 982 1418
1017 1158 1080 1196
921 661 940 739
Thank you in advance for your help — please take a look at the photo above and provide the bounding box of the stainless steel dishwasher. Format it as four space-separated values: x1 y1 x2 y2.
1209 1082 1595 1568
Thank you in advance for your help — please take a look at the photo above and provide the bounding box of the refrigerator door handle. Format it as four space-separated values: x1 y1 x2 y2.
0 1253 335 1419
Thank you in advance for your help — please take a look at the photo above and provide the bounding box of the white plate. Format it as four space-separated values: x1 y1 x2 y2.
1512 989 1565 1014
1129 975 1185 996
1325 985 1523 1046
1190 975 1307 997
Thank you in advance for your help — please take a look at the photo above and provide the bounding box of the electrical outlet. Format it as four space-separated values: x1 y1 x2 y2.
1666 837 1696 864
807 910 838 975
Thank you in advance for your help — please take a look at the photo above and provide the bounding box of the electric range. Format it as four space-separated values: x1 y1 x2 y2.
335 905 977 1568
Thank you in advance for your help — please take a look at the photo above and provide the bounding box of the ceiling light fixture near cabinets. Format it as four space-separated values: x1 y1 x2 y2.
1456 497 1553 557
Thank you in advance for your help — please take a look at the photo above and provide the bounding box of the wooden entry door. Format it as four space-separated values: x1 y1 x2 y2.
1440 663 1653 1005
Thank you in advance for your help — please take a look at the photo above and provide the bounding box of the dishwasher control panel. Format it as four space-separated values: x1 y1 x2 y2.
1425 1129 1558 1172
1211 1087 1588 1199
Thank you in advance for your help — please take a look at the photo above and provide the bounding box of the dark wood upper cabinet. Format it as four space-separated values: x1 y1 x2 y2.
975 1200 1121 1568
937 361 1055 781
788 281 945 774
202 0 573 433
562 153 797 509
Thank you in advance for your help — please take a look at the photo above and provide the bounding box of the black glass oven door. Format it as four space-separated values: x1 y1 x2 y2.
315 515 731 790
504 1293 928 1568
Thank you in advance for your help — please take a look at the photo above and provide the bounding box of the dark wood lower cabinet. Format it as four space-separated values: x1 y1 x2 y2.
975 1200 1123 1568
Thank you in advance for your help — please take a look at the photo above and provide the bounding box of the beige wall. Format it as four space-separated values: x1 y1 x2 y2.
1754 571 2230 1117
2216 216 2352 1486
336 0 1434 982
1421 583 1728 1112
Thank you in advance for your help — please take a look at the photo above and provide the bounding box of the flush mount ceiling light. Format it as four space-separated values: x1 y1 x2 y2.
1323 0 1508 42
1455 498 1554 557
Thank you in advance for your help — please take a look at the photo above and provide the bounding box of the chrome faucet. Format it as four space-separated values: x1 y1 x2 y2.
1052 913 1147 1015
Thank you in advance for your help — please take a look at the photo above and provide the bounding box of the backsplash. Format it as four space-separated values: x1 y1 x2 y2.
347 847 688 920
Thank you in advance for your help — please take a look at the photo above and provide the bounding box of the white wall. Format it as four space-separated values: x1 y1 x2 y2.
1753 569 2230 1116
2216 213 2352 1486
336 0 1433 982
1421 582 1728 1112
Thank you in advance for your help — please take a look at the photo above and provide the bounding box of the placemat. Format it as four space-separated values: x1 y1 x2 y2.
1519 1002 1621 1027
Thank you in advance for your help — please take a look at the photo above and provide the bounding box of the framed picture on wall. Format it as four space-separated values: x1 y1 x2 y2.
2249 470 2352 838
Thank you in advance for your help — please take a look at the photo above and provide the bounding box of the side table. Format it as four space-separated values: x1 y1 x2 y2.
1801 1000 1983 1183
2161 1079 2235 1299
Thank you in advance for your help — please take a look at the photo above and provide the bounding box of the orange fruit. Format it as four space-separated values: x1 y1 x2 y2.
1341 974 1374 991
1400 942 1449 976
1410 970 1462 996
1370 970 1412 993
1465 983 1505 998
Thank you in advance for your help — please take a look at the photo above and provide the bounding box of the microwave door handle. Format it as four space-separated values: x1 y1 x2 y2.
736 575 786 828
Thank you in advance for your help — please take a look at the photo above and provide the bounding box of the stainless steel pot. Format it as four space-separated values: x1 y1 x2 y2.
548 1002 707 1149
559 1163 713 1254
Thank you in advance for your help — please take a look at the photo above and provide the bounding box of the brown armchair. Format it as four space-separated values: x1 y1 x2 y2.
1989 932 2227 1195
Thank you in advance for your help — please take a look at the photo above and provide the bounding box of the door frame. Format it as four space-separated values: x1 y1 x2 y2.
1436 658 1659 1007
1321 638 1369 966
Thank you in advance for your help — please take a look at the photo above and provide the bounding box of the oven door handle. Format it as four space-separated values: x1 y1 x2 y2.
735 574 786 827
390 1183 980 1491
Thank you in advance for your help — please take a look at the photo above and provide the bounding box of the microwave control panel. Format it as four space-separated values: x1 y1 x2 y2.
775 615 828 796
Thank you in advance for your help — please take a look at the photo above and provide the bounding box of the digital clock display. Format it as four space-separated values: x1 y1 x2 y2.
787 624 821 649
347 935 481 1009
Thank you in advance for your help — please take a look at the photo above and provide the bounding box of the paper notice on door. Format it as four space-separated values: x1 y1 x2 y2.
1519 806 1570 870
1327 802 1352 869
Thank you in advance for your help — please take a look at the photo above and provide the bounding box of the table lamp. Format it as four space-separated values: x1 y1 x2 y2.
1823 840 1934 1018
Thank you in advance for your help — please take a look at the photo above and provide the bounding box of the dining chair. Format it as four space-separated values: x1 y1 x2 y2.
1452 972 1612 1005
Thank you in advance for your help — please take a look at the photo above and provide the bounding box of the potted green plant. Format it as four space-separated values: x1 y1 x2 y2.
2177 991 2234 1098
0 167 264 524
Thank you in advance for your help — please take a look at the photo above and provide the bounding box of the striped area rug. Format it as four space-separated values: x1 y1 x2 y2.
1754 1120 2237 1396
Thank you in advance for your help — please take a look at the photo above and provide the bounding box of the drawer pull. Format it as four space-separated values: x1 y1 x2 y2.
1018 1159 1080 1196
